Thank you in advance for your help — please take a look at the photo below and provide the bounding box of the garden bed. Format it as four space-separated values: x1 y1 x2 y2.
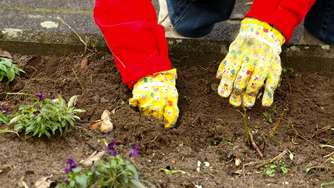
0 50 333 187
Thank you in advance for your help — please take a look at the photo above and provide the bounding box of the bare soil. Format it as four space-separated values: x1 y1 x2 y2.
0 51 333 188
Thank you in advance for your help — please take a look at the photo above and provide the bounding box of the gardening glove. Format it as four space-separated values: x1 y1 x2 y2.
217 18 285 108
129 69 179 128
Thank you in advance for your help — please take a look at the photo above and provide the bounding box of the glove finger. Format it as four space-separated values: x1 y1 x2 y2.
243 64 268 108
163 98 179 129
217 55 231 79
216 39 243 79
229 89 242 107
233 56 255 92
262 60 282 107
230 56 255 106
129 97 139 108
143 105 164 121
217 54 243 97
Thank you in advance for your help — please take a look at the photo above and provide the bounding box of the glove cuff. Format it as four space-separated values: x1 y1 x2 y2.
240 18 285 54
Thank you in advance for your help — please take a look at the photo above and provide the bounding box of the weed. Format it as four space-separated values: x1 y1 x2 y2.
263 160 289 177
9 95 85 137
262 107 276 124
0 57 24 83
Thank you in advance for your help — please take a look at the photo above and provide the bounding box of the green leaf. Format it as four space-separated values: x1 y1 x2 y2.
264 164 277 177
74 174 89 188
7 67 15 82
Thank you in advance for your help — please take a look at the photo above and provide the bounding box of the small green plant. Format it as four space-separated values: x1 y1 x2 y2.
9 95 85 137
0 103 12 124
56 141 145 188
264 164 277 177
0 112 10 124
0 57 24 83
262 107 277 124
264 160 289 177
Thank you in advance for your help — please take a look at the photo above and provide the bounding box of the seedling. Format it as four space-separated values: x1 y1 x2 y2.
0 57 24 83
0 112 10 125
9 95 85 137
262 107 277 124
263 160 289 177
57 141 145 188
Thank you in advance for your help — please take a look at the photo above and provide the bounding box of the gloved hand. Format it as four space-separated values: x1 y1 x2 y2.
129 69 179 128
217 18 285 107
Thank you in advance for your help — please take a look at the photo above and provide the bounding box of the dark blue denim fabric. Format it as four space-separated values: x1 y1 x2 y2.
166 0 235 37
167 0 334 44
305 0 334 44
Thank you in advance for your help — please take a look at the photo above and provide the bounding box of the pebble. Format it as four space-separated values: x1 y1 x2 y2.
100 97 109 103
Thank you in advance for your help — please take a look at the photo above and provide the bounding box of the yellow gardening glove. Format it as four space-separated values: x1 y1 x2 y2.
217 18 285 108
129 69 179 128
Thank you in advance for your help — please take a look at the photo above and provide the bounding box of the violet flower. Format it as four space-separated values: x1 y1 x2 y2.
64 158 78 174
35 93 46 101
0 107 10 115
129 144 140 158
107 140 118 156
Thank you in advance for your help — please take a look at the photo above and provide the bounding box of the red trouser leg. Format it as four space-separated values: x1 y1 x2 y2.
94 0 173 88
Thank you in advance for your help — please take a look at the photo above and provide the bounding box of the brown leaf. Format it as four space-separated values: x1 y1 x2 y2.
80 151 105 167
90 120 102 130
34 175 53 188
0 49 12 59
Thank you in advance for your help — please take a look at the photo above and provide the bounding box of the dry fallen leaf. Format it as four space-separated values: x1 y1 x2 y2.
89 120 102 130
100 110 113 133
0 49 12 59
80 151 105 167
34 175 53 188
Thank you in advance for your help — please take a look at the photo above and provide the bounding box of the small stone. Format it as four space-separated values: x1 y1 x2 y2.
321 45 330 50
235 158 242 167
289 46 300 51
92 95 99 103
100 97 108 103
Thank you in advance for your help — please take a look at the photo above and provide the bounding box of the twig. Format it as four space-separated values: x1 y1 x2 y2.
290 121 316 147
269 108 287 137
4 92 31 96
56 16 91 54
238 108 263 158
320 144 334 149
249 131 264 158
72 68 85 91
324 152 334 159
255 150 288 168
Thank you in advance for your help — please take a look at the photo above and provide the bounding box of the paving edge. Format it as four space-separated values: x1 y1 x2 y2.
0 29 333 74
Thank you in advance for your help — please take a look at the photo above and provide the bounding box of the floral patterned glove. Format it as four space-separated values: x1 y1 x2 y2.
217 18 285 107
129 69 179 128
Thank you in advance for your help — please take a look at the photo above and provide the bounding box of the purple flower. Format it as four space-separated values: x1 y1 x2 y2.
35 93 46 101
64 158 78 174
64 177 69 184
0 107 10 115
107 140 118 156
129 144 140 158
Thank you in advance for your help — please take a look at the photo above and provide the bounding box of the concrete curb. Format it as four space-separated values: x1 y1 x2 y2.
0 29 333 74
